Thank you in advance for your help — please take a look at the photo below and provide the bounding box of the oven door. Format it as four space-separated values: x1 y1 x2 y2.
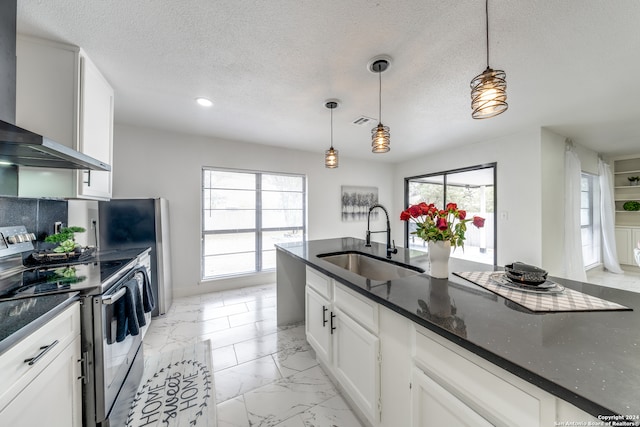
94 267 150 424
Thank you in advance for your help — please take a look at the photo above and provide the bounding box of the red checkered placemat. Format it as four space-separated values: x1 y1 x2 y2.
454 271 631 313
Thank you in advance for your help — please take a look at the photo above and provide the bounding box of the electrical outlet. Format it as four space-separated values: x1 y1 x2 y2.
54 221 63 234
90 219 97 229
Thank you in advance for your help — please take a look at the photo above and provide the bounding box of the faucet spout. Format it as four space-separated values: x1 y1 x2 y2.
365 204 398 259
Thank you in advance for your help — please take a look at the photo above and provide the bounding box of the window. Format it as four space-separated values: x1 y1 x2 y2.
405 164 496 265
581 173 601 268
202 168 306 279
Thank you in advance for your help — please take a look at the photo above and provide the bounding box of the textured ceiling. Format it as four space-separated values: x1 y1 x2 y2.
16 1 640 162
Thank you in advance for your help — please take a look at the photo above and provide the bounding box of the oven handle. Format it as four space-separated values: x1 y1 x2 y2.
102 287 127 305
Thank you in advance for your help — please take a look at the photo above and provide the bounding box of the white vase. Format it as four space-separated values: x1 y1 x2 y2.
428 240 451 279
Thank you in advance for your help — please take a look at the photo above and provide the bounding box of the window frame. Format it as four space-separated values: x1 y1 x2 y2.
580 172 601 269
403 163 497 266
201 167 306 280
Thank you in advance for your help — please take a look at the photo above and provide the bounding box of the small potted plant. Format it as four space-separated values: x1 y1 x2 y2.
628 176 640 186
44 226 86 253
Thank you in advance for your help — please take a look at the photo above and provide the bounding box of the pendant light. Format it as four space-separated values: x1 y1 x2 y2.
471 0 508 119
370 58 391 153
324 100 339 168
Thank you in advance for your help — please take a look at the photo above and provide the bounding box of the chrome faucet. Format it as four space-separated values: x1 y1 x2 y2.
365 204 397 259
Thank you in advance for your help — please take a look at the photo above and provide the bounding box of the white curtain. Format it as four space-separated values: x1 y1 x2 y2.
564 144 587 281
598 159 624 273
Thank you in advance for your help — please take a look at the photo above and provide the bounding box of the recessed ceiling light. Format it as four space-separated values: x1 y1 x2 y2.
195 97 213 107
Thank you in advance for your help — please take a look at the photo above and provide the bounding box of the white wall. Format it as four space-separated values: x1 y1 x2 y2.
111 123 394 296
392 127 544 267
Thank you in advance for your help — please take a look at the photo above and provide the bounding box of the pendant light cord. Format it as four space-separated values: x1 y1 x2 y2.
330 105 334 149
378 69 382 123
485 0 490 68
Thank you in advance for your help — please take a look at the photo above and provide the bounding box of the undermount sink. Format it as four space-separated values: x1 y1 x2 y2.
318 251 424 282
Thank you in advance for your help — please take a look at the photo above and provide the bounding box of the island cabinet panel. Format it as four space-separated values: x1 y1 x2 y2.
305 286 332 364
0 303 81 427
411 366 493 427
333 306 380 424
304 266 381 425
412 325 556 427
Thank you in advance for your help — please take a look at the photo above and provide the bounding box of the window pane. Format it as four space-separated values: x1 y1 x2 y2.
263 209 303 228
204 233 255 255
202 168 306 279
203 253 255 278
262 174 303 191
580 209 590 226
207 170 256 190
409 176 444 206
204 189 255 209
262 249 276 270
262 229 303 251
203 210 256 231
263 191 303 209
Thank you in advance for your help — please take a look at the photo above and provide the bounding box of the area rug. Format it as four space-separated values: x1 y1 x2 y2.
454 271 631 313
125 340 216 427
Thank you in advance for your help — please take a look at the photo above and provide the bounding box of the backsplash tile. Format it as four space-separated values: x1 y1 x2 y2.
0 196 67 251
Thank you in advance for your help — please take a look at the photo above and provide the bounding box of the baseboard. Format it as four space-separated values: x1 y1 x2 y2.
174 272 276 297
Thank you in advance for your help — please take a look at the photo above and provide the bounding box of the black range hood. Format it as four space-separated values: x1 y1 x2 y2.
0 119 111 171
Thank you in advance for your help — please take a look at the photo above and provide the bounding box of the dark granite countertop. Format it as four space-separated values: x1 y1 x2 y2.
0 292 78 355
276 237 640 420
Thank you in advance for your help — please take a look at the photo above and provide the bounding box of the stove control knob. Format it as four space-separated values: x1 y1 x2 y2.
15 234 24 243
7 235 17 244
28 233 37 241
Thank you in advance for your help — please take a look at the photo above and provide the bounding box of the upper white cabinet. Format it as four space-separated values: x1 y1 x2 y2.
16 35 113 200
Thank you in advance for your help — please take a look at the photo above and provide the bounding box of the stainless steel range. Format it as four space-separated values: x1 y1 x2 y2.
0 225 154 427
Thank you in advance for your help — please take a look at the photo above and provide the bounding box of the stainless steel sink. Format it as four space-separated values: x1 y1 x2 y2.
318 251 424 281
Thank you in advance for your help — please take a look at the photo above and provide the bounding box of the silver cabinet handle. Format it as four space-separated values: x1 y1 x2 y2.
102 287 126 305
24 340 59 366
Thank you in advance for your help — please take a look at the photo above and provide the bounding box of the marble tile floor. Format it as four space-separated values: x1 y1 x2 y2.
587 266 640 293
143 283 363 427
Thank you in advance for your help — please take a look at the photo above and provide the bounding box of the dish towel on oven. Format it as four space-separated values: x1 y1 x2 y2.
137 267 155 313
116 279 147 342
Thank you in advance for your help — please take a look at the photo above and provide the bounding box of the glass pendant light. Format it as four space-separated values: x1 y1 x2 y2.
471 0 508 119
324 100 339 168
370 59 390 153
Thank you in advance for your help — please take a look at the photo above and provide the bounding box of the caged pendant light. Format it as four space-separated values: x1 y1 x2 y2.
369 58 391 153
324 100 339 168
471 0 508 119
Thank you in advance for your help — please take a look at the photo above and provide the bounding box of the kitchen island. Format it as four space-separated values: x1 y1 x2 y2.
276 238 640 426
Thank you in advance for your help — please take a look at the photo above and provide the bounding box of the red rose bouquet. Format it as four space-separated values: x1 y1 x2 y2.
400 202 485 249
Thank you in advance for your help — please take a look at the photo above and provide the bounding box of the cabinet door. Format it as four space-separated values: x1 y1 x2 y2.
411 367 493 427
305 286 332 363
333 307 381 425
632 229 640 266
615 227 632 265
77 54 113 199
0 335 82 427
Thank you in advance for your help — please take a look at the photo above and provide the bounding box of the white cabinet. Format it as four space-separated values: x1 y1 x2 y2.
304 266 381 425
305 286 332 363
16 35 113 200
333 306 380 422
0 302 82 427
615 226 640 266
411 366 493 427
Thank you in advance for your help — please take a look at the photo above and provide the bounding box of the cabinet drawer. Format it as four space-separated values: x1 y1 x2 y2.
0 303 80 410
334 283 378 334
413 326 555 427
306 266 332 299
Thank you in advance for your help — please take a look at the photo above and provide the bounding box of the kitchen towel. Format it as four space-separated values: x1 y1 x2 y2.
125 340 216 427
454 271 632 313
